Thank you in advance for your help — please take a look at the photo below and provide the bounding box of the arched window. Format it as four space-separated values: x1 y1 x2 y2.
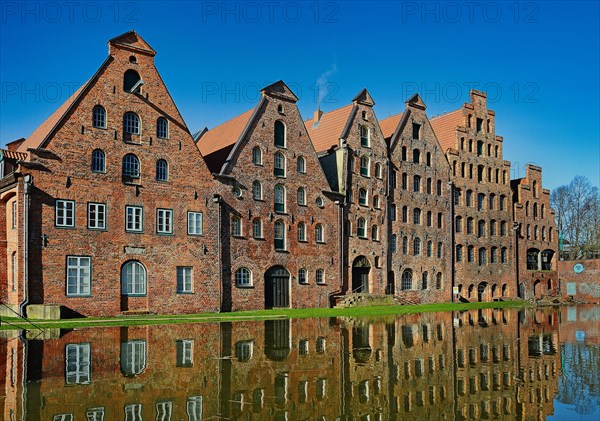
122 154 140 178
375 163 382 178
533 203 538 219
156 117 168 139
402 206 408 223
235 268 252 287
401 269 413 291
426 152 431 166
121 261 147 296
437 213 443 229
437 180 442 196
371 225 379 241
501 221 507 236
92 105 106 128
120 340 147 376
426 178 432 194
274 184 286 213
413 149 420 164
455 216 463 233
297 187 306 205
490 247 498 263
123 69 141 92
456 245 463 262
501 247 508 263
532 181 538 198
541 204 545 218
402 173 408 190
123 112 140 135
402 236 408 255
92 149 105 173
297 156 306 174
413 175 421 192
427 240 432 257
467 246 474 262
231 216 242 237
298 222 307 242
500 195 506 210
436 273 442 290
298 268 307 284
478 220 486 238
478 193 485 210
252 218 262 238
478 248 486 266
490 220 497 236
274 121 286 147
549 227 553 241
360 125 370 147
489 194 495 210
413 208 421 225
316 224 324 243
360 156 370 177
422 272 428 289
252 147 262 165
358 188 368 206
316 269 325 284
414 238 421 256
477 140 484 156
391 234 397 253
357 218 366 238
274 220 285 250
274 152 286 177
373 196 380 209
156 159 168 181
426 211 432 227
402 146 407 161
252 181 262 200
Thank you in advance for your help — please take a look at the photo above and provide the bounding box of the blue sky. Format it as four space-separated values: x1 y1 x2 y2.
1 0 598 190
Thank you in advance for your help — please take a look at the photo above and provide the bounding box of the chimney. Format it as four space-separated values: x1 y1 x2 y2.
314 108 323 123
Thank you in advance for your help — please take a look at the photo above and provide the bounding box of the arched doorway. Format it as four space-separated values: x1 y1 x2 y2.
477 282 488 302
265 266 290 308
533 280 541 298
352 256 370 293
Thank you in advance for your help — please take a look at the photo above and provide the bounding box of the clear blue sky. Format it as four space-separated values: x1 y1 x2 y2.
1 0 598 190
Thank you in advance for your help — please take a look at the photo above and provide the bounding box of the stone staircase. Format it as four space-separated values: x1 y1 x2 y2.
334 293 417 308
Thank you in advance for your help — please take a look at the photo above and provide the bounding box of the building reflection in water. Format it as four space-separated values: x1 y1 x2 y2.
2 306 595 420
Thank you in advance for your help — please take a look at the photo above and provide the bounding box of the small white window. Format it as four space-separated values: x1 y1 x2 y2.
157 209 173 234
65 343 91 384
86 408 105 421
12 200 17 229
316 269 325 284
87 203 106 230
315 224 324 243
298 268 307 284
56 199 75 227
177 267 193 293
232 216 242 237
316 197 324 208
297 156 306 174
176 340 194 367
236 340 254 361
274 152 286 177
252 219 262 239
187 396 203 421
233 186 242 198
155 401 173 421
53 415 74 421
120 340 147 375
66 256 91 296
252 147 262 165
187 212 203 235
316 337 326 353
124 403 142 421
252 181 262 200
126 206 143 232
235 267 252 287
297 187 307 206
298 222 307 242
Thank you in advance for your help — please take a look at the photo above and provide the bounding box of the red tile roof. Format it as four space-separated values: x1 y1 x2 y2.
429 109 463 152
379 112 404 140
305 104 353 153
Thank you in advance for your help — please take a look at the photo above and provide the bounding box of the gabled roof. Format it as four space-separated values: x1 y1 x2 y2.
305 104 354 153
430 109 463 152
196 109 255 172
109 30 156 55
261 80 298 102
379 112 404 140
352 88 375 106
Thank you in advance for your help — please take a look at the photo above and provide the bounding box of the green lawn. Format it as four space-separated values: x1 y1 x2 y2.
0 300 529 331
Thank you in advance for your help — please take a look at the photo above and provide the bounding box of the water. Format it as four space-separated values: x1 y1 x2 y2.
1 306 598 420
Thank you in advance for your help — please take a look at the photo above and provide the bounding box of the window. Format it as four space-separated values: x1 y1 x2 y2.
491 247 498 263
467 217 473 234
175 339 194 368
500 195 506 210
126 206 143 232
187 212 203 235
360 156 370 176
251 181 262 200
426 211 432 227
478 220 486 238
402 206 408 223
466 190 473 207
177 267 193 293
231 185 242 198
235 268 252 287
87 203 106 229
477 140 483 156
11 252 16 291
274 220 286 250
402 236 408 255
298 222 307 241
124 404 142 421
11 201 17 229
357 218 366 238
316 196 324 208
316 224 324 243
426 178 432 194
402 172 408 190
316 269 325 284
235 340 253 361
122 154 140 178
358 188 368 206
156 208 173 234
86 408 105 420
65 343 91 384
297 187 306 206
427 241 432 257
92 105 106 128
467 246 474 262
391 234 397 253
490 219 496 236
414 238 421 256
317 378 326 399
121 339 147 377
91 149 105 173
123 112 140 135
478 165 484 182
274 120 286 147
401 146 407 161
390 203 396 220
413 208 421 225
456 245 463 262
298 268 307 284
489 194 495 209
501 247 508 263
252 218 262 239
500 221 507 236
413 175 421 192
231 216 242 237
456 216 463 233
156 117 168 139
478 193 485 210
374 196 380 209
401 270 413 290
123 69 141 91
436 273 442 289
252 147 262 165
66 256 91 296
274 152 286 177
155 159 168 181
361 125 370 147
437 180 442 196
413 149 420 163
426 152 431 166
297 156 306 173
371 225 379 240
454 189 461 206
187 397 203 421
412 123 420 139
56 199 75 227
375 163 382 178
422 272 428 289
437 213 443 229
478 248 486 266
121 261 147 296
274 184 286 213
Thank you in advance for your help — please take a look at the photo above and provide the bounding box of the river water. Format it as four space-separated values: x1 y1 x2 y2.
1 305 598 420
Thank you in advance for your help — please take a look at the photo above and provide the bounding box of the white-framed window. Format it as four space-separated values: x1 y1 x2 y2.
53 415 74 421
316 337 326 353
187 211 203 235
298 222 307 242
252 147 262 165
156 117 168 139
316 269 325 284
56 199 75 227
274 220 286 250
92 105 106 128
274 184 286 213
12 200 17 229
360 125 370 147
126 206 143 232
66 256 91 296
317 378 326 399
177 266 193 293
274 152 286 177
155 401 173 421
156 208 173 234
297 156 306 173
358 188 368 206
120 341 147 376
124 403 142 421
87 203 106 230
91 149 105 173
252 181 262 200
235 340 254 361
123 112 140 135
86 407 105 421
360 156 370 176
122 154 140 178
375 162 382 178
186 396 203 421
65 343 91 384
298 268 307 284
252 218 262 239
297 187 306 206
315 224 324 243
235 267 252 287
357 218 366 238
232 216 242 237
176 340 194 367
121 261 147 296
299 339 309 355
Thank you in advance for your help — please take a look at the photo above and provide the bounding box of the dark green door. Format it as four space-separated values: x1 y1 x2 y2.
265 266 290 308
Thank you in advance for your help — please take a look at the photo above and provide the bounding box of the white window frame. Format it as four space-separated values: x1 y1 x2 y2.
56 199 75 227
315 224 324 243
65 343 91 384
12 200 17 229
86 408 105 421
121 340 147 375
252 147 262 165
316 269 325 284
186 396 203 421
235 267 252 287
121 261 147 296
126 206 143 232
87 202 106 230
177 266 193 293
124 403 142 421
298 268 308 284
232 216 242 237
155 401 173 421
187 211 203 235
66 256 91 296
176 340 194 367
297 156 306 174
157 208 173 234
252 219 262 239
298 222 307 242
